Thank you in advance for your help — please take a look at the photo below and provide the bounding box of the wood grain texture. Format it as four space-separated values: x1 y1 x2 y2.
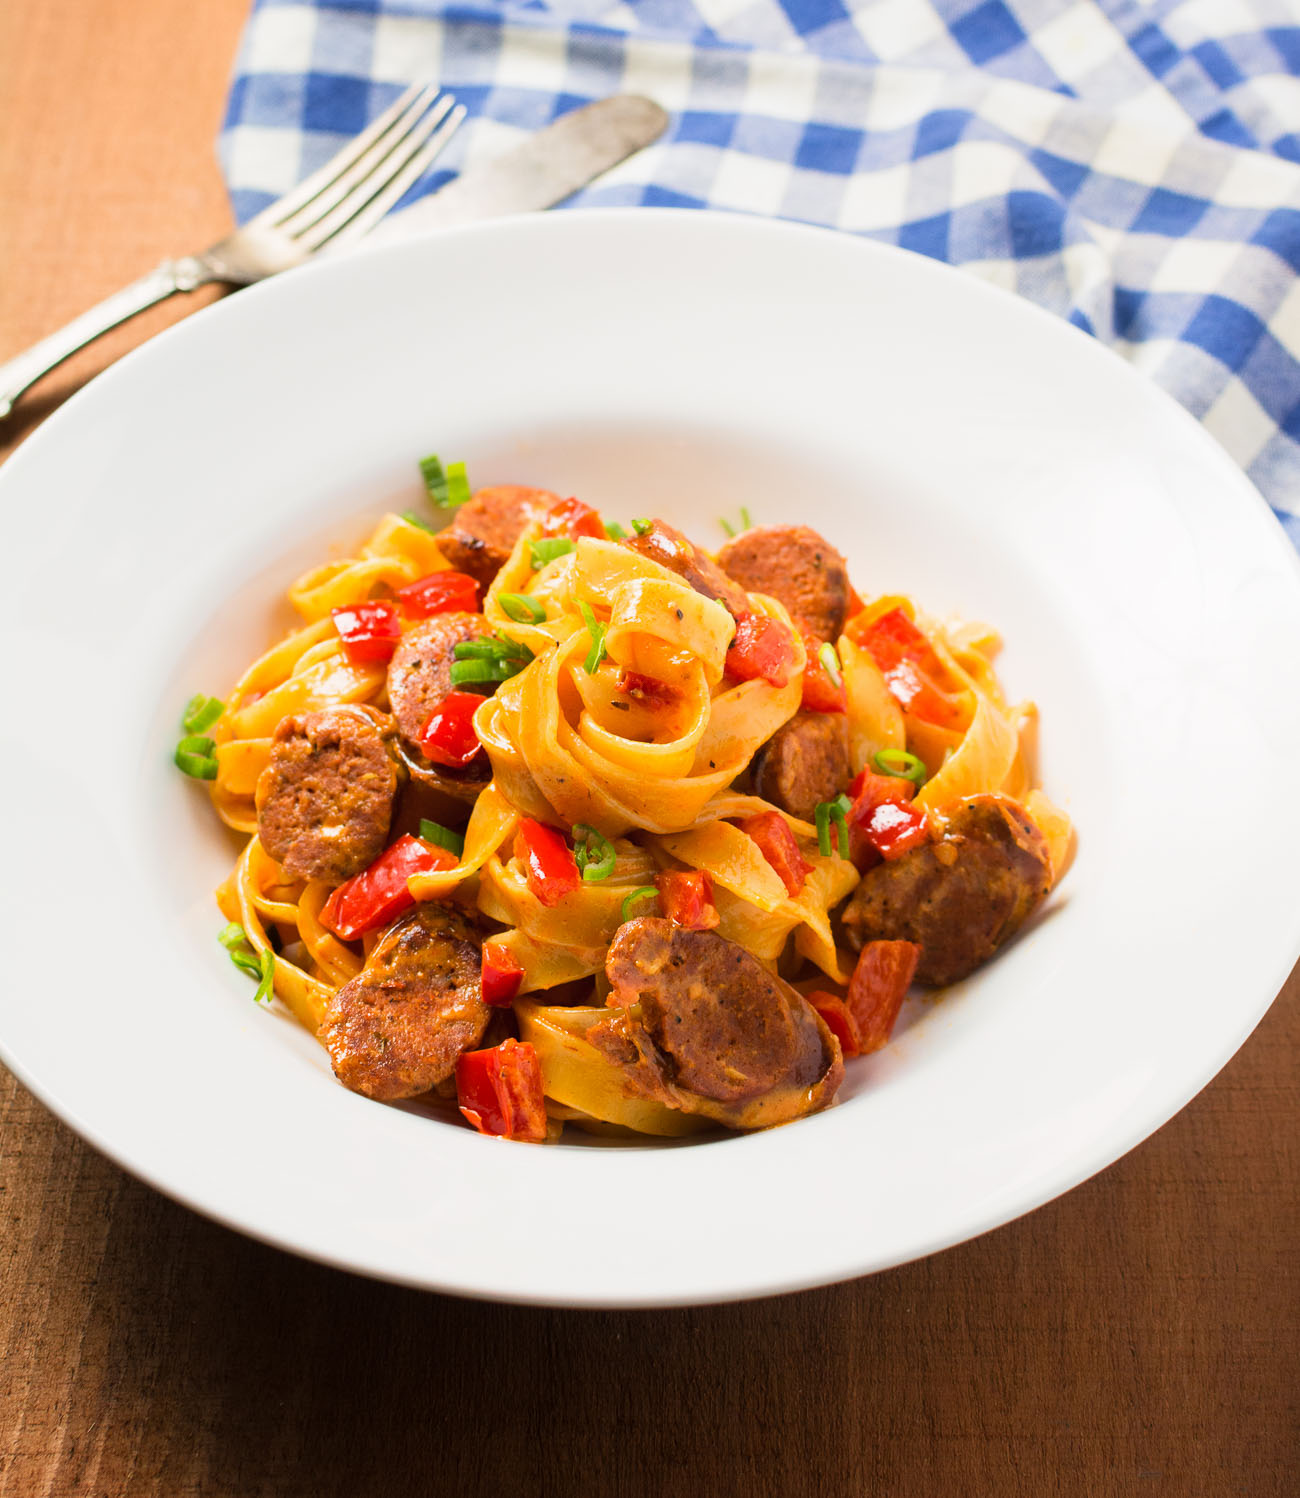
1 4 1297 1495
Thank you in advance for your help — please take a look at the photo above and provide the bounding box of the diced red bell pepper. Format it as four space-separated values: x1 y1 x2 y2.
481 940 524 1007
456 1038 548 1143
846 768 927 865
418 689 485 769
614 669 680 707
737 811 812 898
515 818 580 907
539 495 606 541
396 570 480 618
806 991 861 1058
849 607 965 728
725 613 799 689
655 869 720 930
846 940 920 1054
861 800 930 861
331 600 403 663
800 638 847 714
319 834 457 940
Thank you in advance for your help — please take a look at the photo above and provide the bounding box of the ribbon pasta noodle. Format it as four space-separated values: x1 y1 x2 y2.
184 474 1070 1144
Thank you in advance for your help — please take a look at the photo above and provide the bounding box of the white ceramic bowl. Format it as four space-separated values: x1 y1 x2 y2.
2 210 1298 1306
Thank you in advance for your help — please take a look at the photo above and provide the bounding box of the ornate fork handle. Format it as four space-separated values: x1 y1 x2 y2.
0 255 221 419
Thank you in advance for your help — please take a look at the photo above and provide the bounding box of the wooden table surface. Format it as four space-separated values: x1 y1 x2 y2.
1 4 1296 1494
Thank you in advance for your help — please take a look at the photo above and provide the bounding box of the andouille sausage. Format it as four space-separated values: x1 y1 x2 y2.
256 706 399 883
436 485 558 588
587 918 843 1128
386 612 491 802
750 711 850 823
716 525 850 642
320 901 488 1100
623 520 752 618
841 794 1052 985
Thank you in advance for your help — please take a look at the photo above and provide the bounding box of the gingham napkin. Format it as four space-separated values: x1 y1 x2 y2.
220 0 1300 528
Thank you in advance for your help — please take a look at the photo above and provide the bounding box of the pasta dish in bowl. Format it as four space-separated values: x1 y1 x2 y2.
180 462 1071 1144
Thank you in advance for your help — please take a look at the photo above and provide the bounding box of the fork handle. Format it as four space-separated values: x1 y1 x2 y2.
0 256 219 419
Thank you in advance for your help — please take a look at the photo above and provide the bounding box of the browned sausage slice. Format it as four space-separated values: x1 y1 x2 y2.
623 520 751 618
841 794 1052 985
386 612 491 802
587 918 843 1128
716 525 850 641
751 711 850 822
436 485 558 587
320 902 488 1100
256 707 399 883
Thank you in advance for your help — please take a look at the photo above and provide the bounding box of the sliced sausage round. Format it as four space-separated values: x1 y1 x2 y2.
256 706 398 883
386 613 491 802
716 525 850 642
589 918 843 1128
320 901 488 1100
750 711 850 823
623 519 752 618
841 794 1052 985
436 485 557 588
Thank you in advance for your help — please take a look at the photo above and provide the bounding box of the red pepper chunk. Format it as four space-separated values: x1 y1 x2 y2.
396 569 480 618
456 1039 548 1143
799 639 847 714
540 495 606 541
331 601 402 664
655 870 720 930
726 613 799 689
737 811 812 898
851 607 965 728
846 940 920 1054
481 941 524 1007
863 800 930 860
418 690 485 769
515 819 580 907
319 835 457 940
807 992 861 1058
847 768 926 866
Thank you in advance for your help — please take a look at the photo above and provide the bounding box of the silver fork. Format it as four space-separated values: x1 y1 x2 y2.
0 81 465 419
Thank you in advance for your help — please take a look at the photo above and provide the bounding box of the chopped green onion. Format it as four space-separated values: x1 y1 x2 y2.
253 949 275 1006
419 453 449 505
872 748 928 787
419 819 466 857
578 601 607 674
621 886 660 922
401 508 436 533
181 694 224 733
741 507 752 529
529 536 575 569
814 794 852 859
818 641 843 688
719 516 736 538
630 518 652 536
572 823 617 882
498 593 547 624
446 460 471 509
454 635 533 664
175 735 218 780
218 923 249 952
450 658 517 687
719 508 751 537
605 521 628 540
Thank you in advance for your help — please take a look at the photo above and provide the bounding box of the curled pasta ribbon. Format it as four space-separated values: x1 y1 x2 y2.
288 514 450 621
479 535 801 837
405 783 519 902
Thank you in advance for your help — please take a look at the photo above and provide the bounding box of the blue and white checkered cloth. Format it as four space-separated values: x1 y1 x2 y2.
220 0 1300 532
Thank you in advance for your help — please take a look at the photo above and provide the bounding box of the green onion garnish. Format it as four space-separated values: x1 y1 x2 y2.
741 507 752 529
605 521 628 540
630 518 652 536
253 949 275 1006
446 460 471 509
814 794 852 859
578 601 607 674
572 823 616 882
182 694 224 733
498 593 547 623
175 735 218 780
419 453 449 505
453 636 533 666
401 508 436 533
419 819 466 857
621 886 659 922
529 537 575 569
873 748 928 787
818 641 843 688
719 508 751 537
719 516 736 538
218 924 273 1001
450 658 517 687
218 922 249 952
